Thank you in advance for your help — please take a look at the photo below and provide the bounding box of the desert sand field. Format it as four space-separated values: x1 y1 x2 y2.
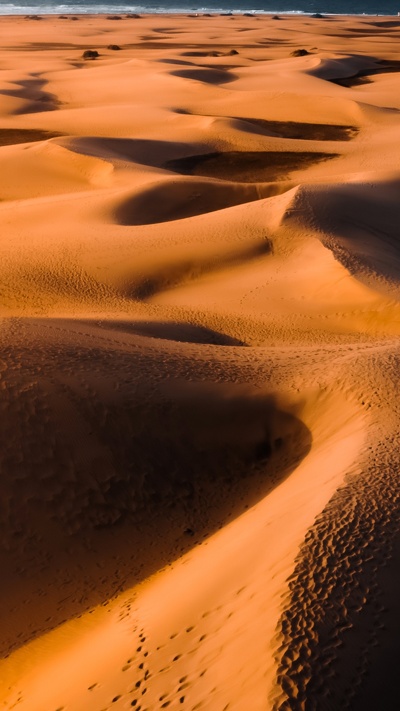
0 11 399 711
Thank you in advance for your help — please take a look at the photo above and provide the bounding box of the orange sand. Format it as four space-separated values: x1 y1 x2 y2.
1 12 399 711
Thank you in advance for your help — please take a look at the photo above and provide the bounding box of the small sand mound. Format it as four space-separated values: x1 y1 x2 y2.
291 49 311 57
0 140 114 200
82 49 99 60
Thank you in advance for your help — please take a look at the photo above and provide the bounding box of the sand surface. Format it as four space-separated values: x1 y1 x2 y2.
1 11 400 711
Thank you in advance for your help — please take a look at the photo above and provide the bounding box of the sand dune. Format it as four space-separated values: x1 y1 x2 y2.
297 179 400 295
1 12 400 711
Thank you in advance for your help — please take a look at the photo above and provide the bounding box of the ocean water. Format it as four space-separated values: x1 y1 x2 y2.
1 0 399 15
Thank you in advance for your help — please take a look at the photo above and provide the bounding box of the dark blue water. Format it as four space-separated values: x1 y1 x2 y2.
1 0 399 15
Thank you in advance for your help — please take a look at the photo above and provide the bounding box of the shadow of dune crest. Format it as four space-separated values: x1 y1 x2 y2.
56 135 205 168
111 177 267 225
0 332 312 656
0 128 64 146
57 137 339 184
308 54 400 88
302 180 400 298
171 107 359 141
230 117 359 141
0 76 60 115
165 150 339 183
170 67 237 84
95 318 246 346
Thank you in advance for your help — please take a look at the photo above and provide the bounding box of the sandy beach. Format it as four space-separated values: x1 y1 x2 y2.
1 11 399 710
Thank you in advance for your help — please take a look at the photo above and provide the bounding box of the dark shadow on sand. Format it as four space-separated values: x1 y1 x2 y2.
96 319 246 346
0 128 63 147
231 118 358 141
170 67 237 84
0 331 312 657
329 59 400 88
0 77 61 113
113 177 266 225
166 150 339 183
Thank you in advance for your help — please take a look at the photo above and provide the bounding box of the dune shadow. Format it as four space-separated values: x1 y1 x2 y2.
112 177 264 225
329 59 400 88
63 138 338 186
166 150 339 183
0 346 312 657
0 76 60 114
158 58 197 66
0 128 63 147
366 20 400 28
63 136 204 167
170 67 236 84
24 41 77 49
98 319 246 345
310 181 400 295
230 117 358 141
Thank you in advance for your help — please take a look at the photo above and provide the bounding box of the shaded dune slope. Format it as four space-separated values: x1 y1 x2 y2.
165 150 339 182
299 180 400 297
173 111 359 141
112 178 267 225
0 318 311 657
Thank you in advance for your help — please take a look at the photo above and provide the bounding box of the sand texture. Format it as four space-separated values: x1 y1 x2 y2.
1 12 400 711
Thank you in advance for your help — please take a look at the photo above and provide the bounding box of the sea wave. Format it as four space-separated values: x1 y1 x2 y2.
0 0 398 16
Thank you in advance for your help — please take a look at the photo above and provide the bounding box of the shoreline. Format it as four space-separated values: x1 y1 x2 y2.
1 12 399 18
